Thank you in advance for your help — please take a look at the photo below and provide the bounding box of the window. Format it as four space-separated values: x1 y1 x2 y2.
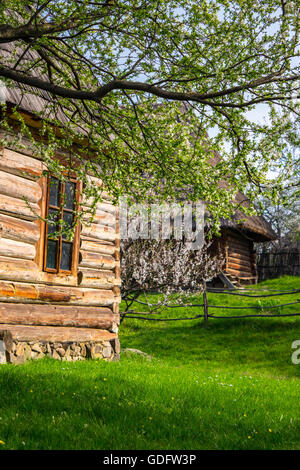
44 176 80 274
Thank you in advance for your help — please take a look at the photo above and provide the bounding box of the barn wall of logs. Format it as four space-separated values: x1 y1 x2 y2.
223 229 257 284
0 144 121 362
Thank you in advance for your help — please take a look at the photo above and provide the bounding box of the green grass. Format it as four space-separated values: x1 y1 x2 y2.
0 275 300 450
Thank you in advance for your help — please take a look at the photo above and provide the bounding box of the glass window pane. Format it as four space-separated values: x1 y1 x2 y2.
49 178 60 207
46 240 57 269
64 181 76 210
47 208 59 237
60 242 72 271
62 211 74 239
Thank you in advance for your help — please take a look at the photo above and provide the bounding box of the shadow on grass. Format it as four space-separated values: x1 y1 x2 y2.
1 356 300 450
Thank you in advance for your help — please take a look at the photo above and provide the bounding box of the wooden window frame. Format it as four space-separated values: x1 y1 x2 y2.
43 176 81 276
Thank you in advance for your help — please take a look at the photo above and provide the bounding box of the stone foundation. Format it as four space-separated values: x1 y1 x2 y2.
0 333 120 364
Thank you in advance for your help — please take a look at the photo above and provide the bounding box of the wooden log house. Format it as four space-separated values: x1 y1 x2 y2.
0 59 121 363
210 190 276 287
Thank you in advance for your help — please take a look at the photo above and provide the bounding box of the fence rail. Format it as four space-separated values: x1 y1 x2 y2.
120 287 300 323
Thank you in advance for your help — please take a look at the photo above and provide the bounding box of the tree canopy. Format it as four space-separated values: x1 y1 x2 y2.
0 0 299 229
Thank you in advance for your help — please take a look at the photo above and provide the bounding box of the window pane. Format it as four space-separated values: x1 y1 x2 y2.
60 242 72 271
64 181 76 210
62 211 74 239
47 208 59 237
49 178 60 207
46 240 57 269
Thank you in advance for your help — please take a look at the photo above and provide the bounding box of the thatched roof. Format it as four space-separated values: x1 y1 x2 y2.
210 152 276 242
220 190 277 242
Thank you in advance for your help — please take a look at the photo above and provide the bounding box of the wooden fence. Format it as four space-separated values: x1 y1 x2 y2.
257 251 300 281
120 287 300 323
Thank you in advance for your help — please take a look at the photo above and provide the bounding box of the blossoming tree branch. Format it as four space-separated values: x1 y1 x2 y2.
0 0 299 228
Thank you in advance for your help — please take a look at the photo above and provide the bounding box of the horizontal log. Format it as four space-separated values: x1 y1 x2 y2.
79 250 115 270
0 303 118 329
0 256 39 279
0 324 118 343
82 208 116 228
0 213 39 244
80 239 116 256
228 256 253 269
227 242 251 255
81 222 117 242
0 279 117 306
0 282 71 302
228 262 253 273
227 234 250 245
227 261 253 273
81 191 115 208
0 194 41 220
96 202 116 214
0 148 44 180
228 251 252 262
227 250 252 263
0 237 36 260
80 234 114 244
75 288 120 307
78 268 117 289
226 230 251 243
81 202 116 216
226 268 256 278
82 175 112 199
0 256 78 286
0 170 42 204
227 238 250 251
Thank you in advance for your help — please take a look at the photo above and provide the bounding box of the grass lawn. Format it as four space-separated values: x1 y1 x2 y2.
0 275 300 450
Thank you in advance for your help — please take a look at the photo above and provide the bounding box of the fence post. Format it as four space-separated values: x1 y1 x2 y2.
203 281 209 325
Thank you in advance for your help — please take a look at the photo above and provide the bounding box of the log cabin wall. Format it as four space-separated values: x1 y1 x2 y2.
223 229 257 285
0 146 121 363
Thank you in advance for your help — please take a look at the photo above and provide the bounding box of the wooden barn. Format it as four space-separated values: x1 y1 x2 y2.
210 191 276 287
0 54 121 364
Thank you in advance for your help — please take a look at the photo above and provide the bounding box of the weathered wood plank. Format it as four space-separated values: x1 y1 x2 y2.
0 303 118 329
0 148 44 180
0 324 118 342
0 213 39 244
0 237 36 260
0 170 42 204
0 194 41 220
